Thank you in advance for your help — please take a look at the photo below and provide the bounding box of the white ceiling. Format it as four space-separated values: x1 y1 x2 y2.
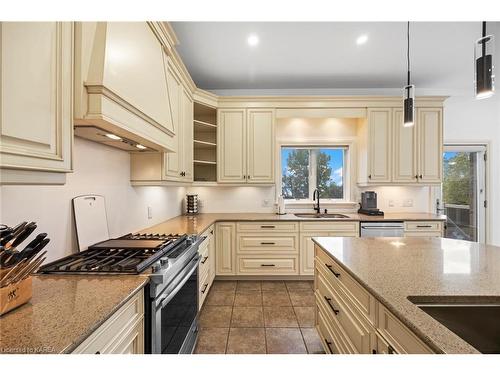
171 22 499 93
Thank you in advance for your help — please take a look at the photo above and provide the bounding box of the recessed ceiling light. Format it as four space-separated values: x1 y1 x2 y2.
247 34 259 47
136 144 147 150
105 133 122 140
356 34 368 45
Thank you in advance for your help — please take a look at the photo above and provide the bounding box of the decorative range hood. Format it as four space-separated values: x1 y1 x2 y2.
73 22 180 152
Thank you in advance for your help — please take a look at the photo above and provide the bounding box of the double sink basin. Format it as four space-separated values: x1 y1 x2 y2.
408 297 500 354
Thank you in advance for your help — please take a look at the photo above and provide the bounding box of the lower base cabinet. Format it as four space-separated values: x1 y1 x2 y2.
198 225 215 309
314 244 434 354
72 289 144 354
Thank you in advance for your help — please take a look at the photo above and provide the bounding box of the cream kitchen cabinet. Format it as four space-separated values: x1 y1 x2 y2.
74 22 177 153
215 222 236 275
417 108 443 183
404 221 443 237
0 22 74 185
392 109 418 183
72 289 144 354
217 108 275 184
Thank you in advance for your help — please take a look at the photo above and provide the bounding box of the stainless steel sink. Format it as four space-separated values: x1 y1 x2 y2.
294 213 350 219
409 298 500 353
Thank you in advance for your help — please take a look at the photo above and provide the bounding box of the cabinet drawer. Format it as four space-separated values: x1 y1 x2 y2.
377 304 434 354
198 237 210 277
237 234 299 254
237 222 298 232
300 221 359 233
198 268 210 310
404 221 442 232
73 290 144 353
317 301 339 354
315 245 376 324
316 272 372 354
237 256 298 275
404 231 442 238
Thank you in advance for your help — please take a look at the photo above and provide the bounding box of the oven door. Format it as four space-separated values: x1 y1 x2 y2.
152 254 200 354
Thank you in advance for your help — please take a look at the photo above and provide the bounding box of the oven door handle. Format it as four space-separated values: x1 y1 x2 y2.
158 255 200 309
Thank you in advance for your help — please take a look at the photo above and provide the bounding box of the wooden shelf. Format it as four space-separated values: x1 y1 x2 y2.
193 139 216 148
194 159 216 165
194 119 217 128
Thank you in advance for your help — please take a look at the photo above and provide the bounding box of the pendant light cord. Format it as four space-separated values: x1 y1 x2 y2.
482 21 486 57
407 21 411 86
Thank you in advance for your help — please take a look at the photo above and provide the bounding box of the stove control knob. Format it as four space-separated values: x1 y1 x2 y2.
160 258 169 267
152 263 161 273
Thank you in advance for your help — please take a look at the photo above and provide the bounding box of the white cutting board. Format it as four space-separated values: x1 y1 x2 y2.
73 195 110 251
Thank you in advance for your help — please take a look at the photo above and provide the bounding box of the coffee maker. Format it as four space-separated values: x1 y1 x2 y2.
358 191 384 216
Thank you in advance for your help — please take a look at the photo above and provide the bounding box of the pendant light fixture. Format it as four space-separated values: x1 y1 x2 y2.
474 22 495 99
403 21 415 127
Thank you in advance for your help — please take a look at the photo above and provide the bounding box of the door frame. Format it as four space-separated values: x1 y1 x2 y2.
434 142 489 243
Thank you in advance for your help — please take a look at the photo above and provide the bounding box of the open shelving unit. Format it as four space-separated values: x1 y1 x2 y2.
193 102 217 182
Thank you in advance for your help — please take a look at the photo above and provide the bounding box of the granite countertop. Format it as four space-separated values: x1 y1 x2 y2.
0 275 148 354
141 212 446 236
312 236 500 354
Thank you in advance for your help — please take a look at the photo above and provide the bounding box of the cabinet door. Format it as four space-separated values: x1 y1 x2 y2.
164 64 183 181
181 88 194 182
247 109 275 183
392 109 418 183
300 233 323 275
417 108 443 184
216 223 236 275
217 109 246 183
0 22 73 177
367 108 392 183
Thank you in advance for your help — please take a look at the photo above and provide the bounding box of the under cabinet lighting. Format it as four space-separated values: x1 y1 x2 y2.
356 34 368 45
247 34 259 47
105 133 122 140
136 144 147 150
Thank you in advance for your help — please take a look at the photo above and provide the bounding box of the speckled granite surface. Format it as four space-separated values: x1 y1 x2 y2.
312 237 500 354
0 275 148 354
141 212 445 236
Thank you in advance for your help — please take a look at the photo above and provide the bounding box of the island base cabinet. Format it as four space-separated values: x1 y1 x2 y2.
72 289 144 354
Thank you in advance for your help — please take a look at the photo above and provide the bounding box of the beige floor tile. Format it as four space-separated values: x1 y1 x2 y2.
234 290 262 306
262 290 292 306
198 305 233 328
211 280 237 292
236 280 262 291
301 328 325 354
194 328 229 354
261 280 287 291
265 328 307 354
294 306 316 327
285 280 314 291
205 289 235 306
263 306 298 327
226 328 266 354
288 289 315 307
231 306 264 327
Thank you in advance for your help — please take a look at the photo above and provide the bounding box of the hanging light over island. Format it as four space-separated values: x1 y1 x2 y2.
475 22 495 100
403 22 415 127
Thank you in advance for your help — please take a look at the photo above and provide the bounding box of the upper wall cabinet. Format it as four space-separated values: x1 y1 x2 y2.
74 22 177 152
217 108 275 184
0 22 74 185
358 106 443 185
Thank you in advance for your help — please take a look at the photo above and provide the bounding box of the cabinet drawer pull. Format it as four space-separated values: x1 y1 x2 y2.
260 242 276 245
260 264 276 267
210 230 214 235
260 225 276 229
95 351 101 354
324 296 339 315
325 264 340 278
388 345 396 354
372 349 377 354
416 225 432 228
324 339 334 354
201 256 209 264
201 283 209 293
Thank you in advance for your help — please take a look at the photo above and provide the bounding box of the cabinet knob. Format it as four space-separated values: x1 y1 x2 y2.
415 174 418 179
368 174 372 179
419 174 423 179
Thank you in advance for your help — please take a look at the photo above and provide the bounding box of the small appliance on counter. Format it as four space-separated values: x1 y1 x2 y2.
0 221 50 315
186 194 199 215
358 191 384 216
277 195 286 215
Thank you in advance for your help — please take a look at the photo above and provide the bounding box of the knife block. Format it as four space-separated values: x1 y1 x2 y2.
0 273 32 316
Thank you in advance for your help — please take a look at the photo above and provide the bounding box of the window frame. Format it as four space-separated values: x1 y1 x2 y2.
277 140 355 205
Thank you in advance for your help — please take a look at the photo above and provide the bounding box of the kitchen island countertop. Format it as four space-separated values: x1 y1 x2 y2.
0 275 148 354
312 236 500 354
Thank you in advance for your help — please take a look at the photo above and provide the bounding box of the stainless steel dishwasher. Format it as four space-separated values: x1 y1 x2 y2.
360 221 404 237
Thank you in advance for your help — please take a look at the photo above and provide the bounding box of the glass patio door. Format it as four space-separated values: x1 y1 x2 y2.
436 145 487 242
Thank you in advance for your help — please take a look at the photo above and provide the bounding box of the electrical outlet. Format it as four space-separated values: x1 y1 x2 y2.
388 200 395 207
402 199 413 207
147 206 153 219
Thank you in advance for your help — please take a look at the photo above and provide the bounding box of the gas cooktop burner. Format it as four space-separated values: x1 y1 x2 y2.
38 233 187 275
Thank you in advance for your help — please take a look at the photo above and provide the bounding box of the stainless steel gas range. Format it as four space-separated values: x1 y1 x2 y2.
37 195 204 354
